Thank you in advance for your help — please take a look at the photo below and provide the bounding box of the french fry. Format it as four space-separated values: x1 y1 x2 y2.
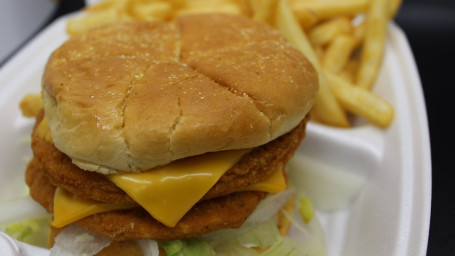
67 8 119 35
249 0 277 23
338 58 359 83
355 0 388 89
84 0 127 13
322 35 355 74
291 0 368 20
184 0 235 8
291 7 319 30
233 0 254 16
308 17 352 46
389 0 403 18
175 2 241 17
352 20 366 48
314 45 325 60
326 71 393 127
19 94 43 118
274 0 349 127
167 0 187 8
131 1 172 20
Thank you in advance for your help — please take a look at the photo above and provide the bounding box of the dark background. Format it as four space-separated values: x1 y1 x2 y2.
9 0 455 254
394 0 455 255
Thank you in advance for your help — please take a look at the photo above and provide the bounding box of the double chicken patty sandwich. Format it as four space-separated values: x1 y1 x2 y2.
25 13 318 255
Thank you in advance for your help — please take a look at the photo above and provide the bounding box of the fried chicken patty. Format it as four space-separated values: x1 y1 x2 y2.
26 158 266 241
27 110 307 240
31 110 307 205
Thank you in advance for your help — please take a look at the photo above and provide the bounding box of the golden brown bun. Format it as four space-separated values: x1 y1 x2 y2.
42 14 318 174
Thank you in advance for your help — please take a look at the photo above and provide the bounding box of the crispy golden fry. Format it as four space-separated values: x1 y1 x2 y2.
389 0 403 18
131 1 172 20
277 194 295 236
274 0 349 127
355 0 388 89
182 0 239 10
67 9 120 34
84 0 127 13
296 8 319 30
313 45 324 60
291 0 368 20
322 35 355 74
249 0 277 23
287 4 320 30
19 94 43 118
167 0 187 8
352 20 366 48
233 0 254 16
308 17 352 46
326 72 393 127
338 58 359 83
175 2 241 17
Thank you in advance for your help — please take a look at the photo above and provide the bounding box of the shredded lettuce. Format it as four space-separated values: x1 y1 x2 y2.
0 196 51 248
259 237 301 256
178 240 216 256
0 196 49 224
213 219 315 256
298 192 315 224
160 239 184 255
282 195 326 256
202 189 296 244
1 217 50 248
159 216 302 256
159 239 216 256
213 241 259 256
235 220 280 248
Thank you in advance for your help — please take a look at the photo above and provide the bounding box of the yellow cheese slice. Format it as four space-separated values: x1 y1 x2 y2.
37 117 53 143
52 187 135 228
52 151 287 228
244 165 286 193
108 150 249 227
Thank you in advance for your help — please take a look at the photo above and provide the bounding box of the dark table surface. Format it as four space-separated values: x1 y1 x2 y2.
16 0 455 255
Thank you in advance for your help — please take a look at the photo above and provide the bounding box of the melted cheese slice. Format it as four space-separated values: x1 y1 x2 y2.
108 149 249 227
52 151 287 228
37 116 53 143
52 187 135 228
244 164 286 193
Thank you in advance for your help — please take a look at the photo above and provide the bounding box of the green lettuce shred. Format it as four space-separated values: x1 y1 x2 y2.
235 220 280 248
298 192 315 224
159 239 216 256
2 217 50 248
259 237 304 256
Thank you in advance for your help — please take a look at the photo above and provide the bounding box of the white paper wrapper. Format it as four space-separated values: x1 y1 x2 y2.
0 232 49 256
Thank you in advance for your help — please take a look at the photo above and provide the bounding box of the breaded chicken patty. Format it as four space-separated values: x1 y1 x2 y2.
31 110 307 205
26 158 266 241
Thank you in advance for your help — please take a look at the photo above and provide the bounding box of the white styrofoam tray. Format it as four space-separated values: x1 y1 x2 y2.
0 14 431 256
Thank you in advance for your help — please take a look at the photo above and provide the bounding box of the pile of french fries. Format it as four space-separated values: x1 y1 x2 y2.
67 0 401 128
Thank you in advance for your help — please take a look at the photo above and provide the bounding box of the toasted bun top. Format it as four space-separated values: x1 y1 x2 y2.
42 14 318 174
